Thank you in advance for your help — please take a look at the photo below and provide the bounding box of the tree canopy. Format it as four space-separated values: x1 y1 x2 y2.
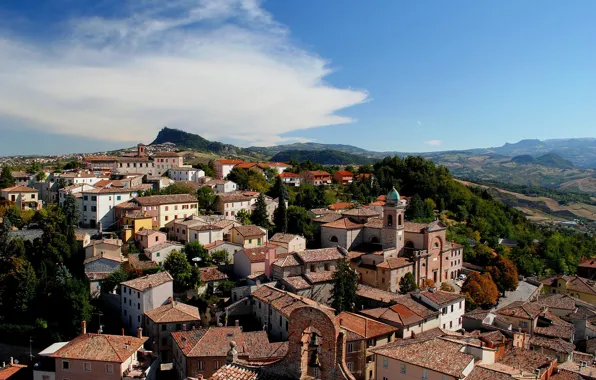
331 259 358 313
399 272 418 294
461 272 499 309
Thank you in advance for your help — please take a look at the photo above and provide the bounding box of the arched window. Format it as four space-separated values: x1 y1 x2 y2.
370 236 380 244
405 241 415 249
398 214 403 225
387 215 393 227
330 236 338 243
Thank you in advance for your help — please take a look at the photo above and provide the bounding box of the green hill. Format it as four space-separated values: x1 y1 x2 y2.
151 127 247 155
270 149 376 165
536 153 574 169
510 155 536 164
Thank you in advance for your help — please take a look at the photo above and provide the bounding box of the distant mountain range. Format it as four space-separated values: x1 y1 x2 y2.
148 128 596 195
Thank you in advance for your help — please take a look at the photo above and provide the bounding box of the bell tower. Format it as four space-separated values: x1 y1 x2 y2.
382 187 406 253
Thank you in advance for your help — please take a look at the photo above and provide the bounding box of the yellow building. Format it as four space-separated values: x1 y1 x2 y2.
133 194 199 228
121 211 154 244
230 225 267 248
541 275 596 306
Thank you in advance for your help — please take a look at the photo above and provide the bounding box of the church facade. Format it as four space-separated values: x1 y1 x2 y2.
320 187 463 292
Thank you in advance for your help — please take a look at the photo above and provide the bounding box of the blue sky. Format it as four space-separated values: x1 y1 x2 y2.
1 0 596 155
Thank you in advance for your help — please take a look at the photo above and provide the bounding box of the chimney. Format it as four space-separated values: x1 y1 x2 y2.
82 320 87 334
9 357 13 366
264 247 276 278
235 320 240 327
122 328 125 336
137 327 143 338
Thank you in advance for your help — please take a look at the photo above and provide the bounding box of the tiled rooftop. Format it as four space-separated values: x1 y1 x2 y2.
337 311 398 339
233 225 266 237
51 333 147 362
236 245 277 263
497 348 555 373
251 284 333 318
321 217 363 230
144 241 183 254
134 194 197 206
281 276 312 290
199 267 229 282
356 284 401 304
144 300 200 323
538 293 578 311
270 233 301 243
120 271 173 292
295 247 344 263
210 364 289 380
418 290 465 306
371 338 474 378
496 301 544 319
530 335 575 354
341 207 380 217
272 254 300 267
376 257 413 269
304 271 335 284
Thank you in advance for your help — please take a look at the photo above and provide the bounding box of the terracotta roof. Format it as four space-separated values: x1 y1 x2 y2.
551 370 584 380
83 155 118 162
218 193 253 202
172 327 285 360
210 364 289 380
497 348 555 373
362 304 424 326
303 170 330 176
199 267 229 282
114 201 139 209
135 228 161 236
251 284 333 318
363 218 384 229
120 271 173 292
216 159 244 164
310 208 336 215
463 309 491 321
0 364 27 380
86 272 113 281
83 185 149 194
88 238 123 247
51 333 147 362
418 290 465 306
296 247 344 263
205 179 232 185
356 284 401 304
270 233 301 244
272 254 300 267
281 276 312 290
497 301 544 319
204 240 243 250
534 311 574 340
279 172 300 178
530 335 575 354
260 162 290 167
377 257 413 269
337 312 398 340
233 225 266 237
312 213 342 224
1 185 37 192
236 246 277 263
467 366 515 380
144 241 183 254
370 338 474 378
145 300 200 323
236 162 259 169
134 194 197 206
404 222 433 233
328 202 353 210
304 271 335 283
321 217 363 230
579 257 596 269
558 361 596 378
341 207 379 217
334 170 353 176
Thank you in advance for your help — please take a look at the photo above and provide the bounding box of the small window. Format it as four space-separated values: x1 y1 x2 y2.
84 362 91 372
324 263 330 271
198 361 204 370
347 362 354 372
157 252 160 257
330 236 338 243
383 357 388 368
137 303 140 310
162 325 167 331
214 360 221 370
138 315 141 322
106 364 113 374
422 369 429 380
401 364 407 374
138 292 140 298
62 360 70 370
310 265 316 272
347 343 354 353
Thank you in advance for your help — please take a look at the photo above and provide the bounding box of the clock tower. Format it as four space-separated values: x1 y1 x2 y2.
382 187 406 253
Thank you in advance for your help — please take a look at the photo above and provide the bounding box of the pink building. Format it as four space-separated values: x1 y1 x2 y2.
135 229 167 250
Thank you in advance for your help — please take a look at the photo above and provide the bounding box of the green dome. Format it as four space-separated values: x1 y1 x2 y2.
387 187 400 202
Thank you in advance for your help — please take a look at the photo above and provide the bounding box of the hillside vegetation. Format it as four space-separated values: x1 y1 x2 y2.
269 149 376 165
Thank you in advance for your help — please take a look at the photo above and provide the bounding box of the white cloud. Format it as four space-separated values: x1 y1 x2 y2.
424 140 441 146
0 0 368 146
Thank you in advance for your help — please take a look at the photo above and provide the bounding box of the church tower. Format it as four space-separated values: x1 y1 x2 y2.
382 187 406 253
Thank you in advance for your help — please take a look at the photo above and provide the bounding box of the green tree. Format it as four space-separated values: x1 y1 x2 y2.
62 194 79 226
398 272 418 294
226 167 249 189
286 206 317 242
440 282 455 292
251 193 271 229
184 241 211 266
101 268 129 294
331 259 358 313
2 257 38 315
486 255 519 295
273 196 288 233
164 250 198 293
406 194 433 221
0 166 15 189
197 186 217 213
211 249 231 265
236 209 251 225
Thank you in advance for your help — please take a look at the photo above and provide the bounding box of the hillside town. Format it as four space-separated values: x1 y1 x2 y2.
2 143 596 380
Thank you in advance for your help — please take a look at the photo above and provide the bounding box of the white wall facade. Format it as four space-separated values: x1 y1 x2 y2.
121 281 173 334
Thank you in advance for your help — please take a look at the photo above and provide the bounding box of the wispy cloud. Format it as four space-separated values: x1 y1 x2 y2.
424 139 441 146
0 0 368 146
417 120 422 126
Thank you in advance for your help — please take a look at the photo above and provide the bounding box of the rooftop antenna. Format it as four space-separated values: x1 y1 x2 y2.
29 336 33 362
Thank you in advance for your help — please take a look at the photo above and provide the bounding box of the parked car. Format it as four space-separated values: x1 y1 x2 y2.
458 273 467 281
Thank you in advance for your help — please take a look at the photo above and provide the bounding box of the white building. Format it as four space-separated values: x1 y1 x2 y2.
168 167 205 182
279 172 301 187
215 159 244 179
144 242 184 264
413 290 466 331
61 172 109 186
80 187 143 229
215 192 258 220
120 272 174 334
204 179 238 193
